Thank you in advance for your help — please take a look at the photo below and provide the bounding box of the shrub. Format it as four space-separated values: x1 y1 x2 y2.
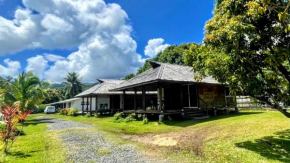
94 113 101 118
67 108 79 116
38 104 47 113
60 108 69 115
0 106 31 153
125 113 136 123
84 112 91 117
142 117 149 125
168 116 173 121
113 112 124 120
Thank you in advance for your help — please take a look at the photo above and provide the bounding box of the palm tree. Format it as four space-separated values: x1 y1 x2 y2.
0 71 46 111
62 72 84 98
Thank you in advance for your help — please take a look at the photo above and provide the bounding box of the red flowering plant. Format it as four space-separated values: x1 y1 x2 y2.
0 106 32 153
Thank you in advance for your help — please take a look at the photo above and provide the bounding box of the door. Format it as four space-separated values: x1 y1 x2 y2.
182 85 198 108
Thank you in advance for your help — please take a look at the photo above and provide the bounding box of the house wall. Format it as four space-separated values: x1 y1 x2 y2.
198 84 235 109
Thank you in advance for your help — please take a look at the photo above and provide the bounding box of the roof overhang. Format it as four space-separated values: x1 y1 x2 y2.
111 79 226 91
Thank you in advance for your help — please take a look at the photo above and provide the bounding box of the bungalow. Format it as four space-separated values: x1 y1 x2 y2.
48 98 82 112
75 79 156 115
111 61 237 119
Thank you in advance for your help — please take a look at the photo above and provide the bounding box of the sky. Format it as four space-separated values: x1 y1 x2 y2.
0 0 215 83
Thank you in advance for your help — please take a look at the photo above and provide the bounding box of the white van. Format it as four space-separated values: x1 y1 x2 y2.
44 106 56 114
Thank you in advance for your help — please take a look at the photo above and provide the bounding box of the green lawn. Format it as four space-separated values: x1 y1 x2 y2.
1 110 289 163
0 114 65 163
47 110 290 163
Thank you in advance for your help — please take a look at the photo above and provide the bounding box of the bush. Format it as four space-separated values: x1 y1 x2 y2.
84 112 91 117
38 104 47 113
94 113 101 118
67 108 79 116
142 117 149 124
113 112 124 120
125 113 136 123
60 108 69 115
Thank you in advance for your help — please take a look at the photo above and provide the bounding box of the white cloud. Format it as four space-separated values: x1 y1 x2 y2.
44 54 66 62
25 55 48 79
0 0 144 83
144 38 170 58
0 59 21 77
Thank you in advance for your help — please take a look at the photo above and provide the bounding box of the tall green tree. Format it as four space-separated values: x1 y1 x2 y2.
137 43 192 75
123 73 135 80
0 72 46 111
62 72 84 98
185 0 290 117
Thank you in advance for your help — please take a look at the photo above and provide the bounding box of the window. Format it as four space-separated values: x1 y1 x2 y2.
183 85 198 108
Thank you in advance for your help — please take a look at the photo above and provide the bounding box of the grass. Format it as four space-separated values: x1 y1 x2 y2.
47 110 290 163
96 148 112 156
0 114 66 163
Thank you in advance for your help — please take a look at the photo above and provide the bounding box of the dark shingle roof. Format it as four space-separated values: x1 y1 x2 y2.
112 61 220 90
75 79 125 97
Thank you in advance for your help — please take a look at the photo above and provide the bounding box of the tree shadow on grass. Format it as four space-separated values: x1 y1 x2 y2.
7 150 40 158
163 111 264 127
236 129 290 163
23 118 55 127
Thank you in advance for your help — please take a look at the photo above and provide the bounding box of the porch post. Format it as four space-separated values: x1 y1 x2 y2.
134 88 137 111
123 91 126 111
142 86 146 110
95 95 98 111
158 85 163 111
90 96 92 115
82 97 84 115
180 84 183 108
86 96 89 112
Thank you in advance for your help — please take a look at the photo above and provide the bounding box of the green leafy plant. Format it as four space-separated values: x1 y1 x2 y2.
38 104 47 113
84 112 91 117
67 108 79 116
142 117 149 125
125 113 136 123
60 108 69 115
0 106 31 153
94 113 101 118
113 112 124 120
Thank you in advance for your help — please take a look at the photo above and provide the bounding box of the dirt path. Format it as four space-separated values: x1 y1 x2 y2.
36 116 165 163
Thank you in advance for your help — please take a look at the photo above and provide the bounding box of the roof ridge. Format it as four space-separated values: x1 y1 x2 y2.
156 64 164 79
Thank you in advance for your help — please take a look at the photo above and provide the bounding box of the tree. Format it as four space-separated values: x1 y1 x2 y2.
136 43 192 75
123 73 135 80
0 72 46 111
62 72 84 98
43 89 62 104
185 0 290 118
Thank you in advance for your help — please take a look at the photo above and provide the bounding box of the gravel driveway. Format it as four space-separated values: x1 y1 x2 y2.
37 116 165 163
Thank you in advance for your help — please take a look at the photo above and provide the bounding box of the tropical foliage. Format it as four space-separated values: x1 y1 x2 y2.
185 0 290 117
62 72 84 98
123 73 135 80
0 72 46 111
136 43 192 75
0 106 31 153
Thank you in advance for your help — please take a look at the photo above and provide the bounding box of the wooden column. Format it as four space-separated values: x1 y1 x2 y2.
142 86 146 110
95 95 98 111
82 97 84 115
180 84 183 108
86 97 89 112
123 91 126 111
158 85 163 111
90 96 92 114
134 89 137 111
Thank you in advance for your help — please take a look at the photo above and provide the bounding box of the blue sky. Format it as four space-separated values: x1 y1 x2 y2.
0 0 215 82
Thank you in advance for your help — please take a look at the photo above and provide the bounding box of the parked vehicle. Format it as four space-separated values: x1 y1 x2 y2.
44 106 56 114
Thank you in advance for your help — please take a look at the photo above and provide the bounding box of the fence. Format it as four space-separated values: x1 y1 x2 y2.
236 96 271 109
